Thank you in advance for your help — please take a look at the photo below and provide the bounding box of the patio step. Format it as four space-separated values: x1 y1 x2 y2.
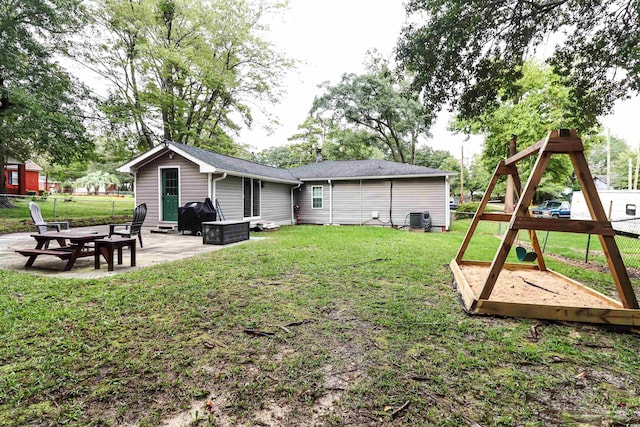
150 225 177 234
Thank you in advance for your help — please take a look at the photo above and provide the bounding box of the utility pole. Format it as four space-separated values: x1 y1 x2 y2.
505 135 517 214
460 145 465 204
635 146 640 190
606 129 611 190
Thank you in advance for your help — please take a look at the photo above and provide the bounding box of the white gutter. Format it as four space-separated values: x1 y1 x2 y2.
297 173 456 181
359 179 363 225
291 183 302 224
445 175 451 231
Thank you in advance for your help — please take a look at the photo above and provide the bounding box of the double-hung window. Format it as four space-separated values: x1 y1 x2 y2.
312 186 323 209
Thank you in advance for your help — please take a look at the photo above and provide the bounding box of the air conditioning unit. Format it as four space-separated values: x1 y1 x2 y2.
409 211 432 231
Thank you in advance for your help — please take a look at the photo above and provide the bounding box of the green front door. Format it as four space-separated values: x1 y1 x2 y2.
161 168 179 221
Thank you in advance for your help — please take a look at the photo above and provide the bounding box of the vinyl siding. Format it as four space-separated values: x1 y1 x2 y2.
214 175 243 221
391 178 447 228
135 152 208 226
262 181 294 224
296 177 448 228
295 181 330 224
332 181 363 225
360 181 393 225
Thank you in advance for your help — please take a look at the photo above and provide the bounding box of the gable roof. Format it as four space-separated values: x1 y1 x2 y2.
118 141 300 184
118 142 455 183
172 142 300 183
289 159 455 181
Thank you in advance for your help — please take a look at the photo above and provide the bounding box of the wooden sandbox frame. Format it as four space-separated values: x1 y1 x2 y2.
451 129 640 327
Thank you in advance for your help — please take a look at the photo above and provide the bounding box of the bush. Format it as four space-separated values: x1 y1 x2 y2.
454 202 480 220
25 190 37 196
39 190 49 197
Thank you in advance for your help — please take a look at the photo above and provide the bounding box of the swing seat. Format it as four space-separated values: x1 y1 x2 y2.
516 246 537 262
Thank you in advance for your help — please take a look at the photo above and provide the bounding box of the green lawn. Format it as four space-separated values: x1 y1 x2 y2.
0 196 135 233
1 224 640 426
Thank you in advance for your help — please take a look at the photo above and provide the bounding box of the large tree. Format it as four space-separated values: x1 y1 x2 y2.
310 53 432 164
452 61 596 193
397 0 640 128
0 0 94 200
85 0 292 155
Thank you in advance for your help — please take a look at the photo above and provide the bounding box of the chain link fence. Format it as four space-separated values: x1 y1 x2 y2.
610 218 640 270
0 193 135 220
451 211 640 270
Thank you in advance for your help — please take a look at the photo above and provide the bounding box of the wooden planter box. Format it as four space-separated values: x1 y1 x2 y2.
201 221 249 245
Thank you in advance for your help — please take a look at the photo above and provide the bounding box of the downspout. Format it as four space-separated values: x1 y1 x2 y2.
359 179 363 225
291 182 302 223
211 173 227 204
389 180 393 227
329 179 333 225
445 175 451 231
132 172 137 206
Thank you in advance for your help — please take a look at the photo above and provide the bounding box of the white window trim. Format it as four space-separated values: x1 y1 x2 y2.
242 177 262 220
8 171 18 185
311 185 323 209
157 165 181 223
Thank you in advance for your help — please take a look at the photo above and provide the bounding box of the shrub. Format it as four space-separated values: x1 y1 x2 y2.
455 202 480 220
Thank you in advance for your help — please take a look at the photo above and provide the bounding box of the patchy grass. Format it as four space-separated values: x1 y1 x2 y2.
1 225 640 426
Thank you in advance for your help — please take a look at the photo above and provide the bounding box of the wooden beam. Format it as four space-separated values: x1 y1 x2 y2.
504 138 545 166
478 213 512 222
458 260 540 270
495 163 519 176
475 300 640 326
450 260 477 311
545 140 584 153
570 151 639 309
512 217 616 235
455 161 505 263
479 150 553 300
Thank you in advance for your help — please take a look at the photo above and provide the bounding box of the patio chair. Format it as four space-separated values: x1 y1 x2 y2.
109 203 147 248
29 201 69 233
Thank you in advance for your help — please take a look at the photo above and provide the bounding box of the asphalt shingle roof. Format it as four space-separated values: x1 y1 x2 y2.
170 142 299 182
289 159 454 180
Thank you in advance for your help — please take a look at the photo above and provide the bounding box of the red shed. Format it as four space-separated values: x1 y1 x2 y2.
4 159 42 195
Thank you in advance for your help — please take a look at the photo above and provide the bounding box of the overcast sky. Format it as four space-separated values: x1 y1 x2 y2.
239 0 640 159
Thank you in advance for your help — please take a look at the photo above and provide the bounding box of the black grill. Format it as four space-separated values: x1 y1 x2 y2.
178 198 217 235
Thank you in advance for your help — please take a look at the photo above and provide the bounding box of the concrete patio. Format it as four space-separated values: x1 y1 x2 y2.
0 226 260 279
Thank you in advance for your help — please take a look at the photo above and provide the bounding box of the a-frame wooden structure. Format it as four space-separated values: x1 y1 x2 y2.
450 129 640 327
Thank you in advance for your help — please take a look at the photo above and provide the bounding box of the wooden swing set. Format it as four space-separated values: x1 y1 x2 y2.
450 129 640 327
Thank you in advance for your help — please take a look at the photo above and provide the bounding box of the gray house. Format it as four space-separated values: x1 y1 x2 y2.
290 160 454 229
118 142 456 230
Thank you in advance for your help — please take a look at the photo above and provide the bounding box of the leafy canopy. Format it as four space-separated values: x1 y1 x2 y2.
452 61 597 192
87 0 292 155
309 52 431 164
397 0 640 128
0 0 94 195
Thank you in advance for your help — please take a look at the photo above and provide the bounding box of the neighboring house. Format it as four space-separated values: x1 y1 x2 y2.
118 142 456 230
3 158 42 195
